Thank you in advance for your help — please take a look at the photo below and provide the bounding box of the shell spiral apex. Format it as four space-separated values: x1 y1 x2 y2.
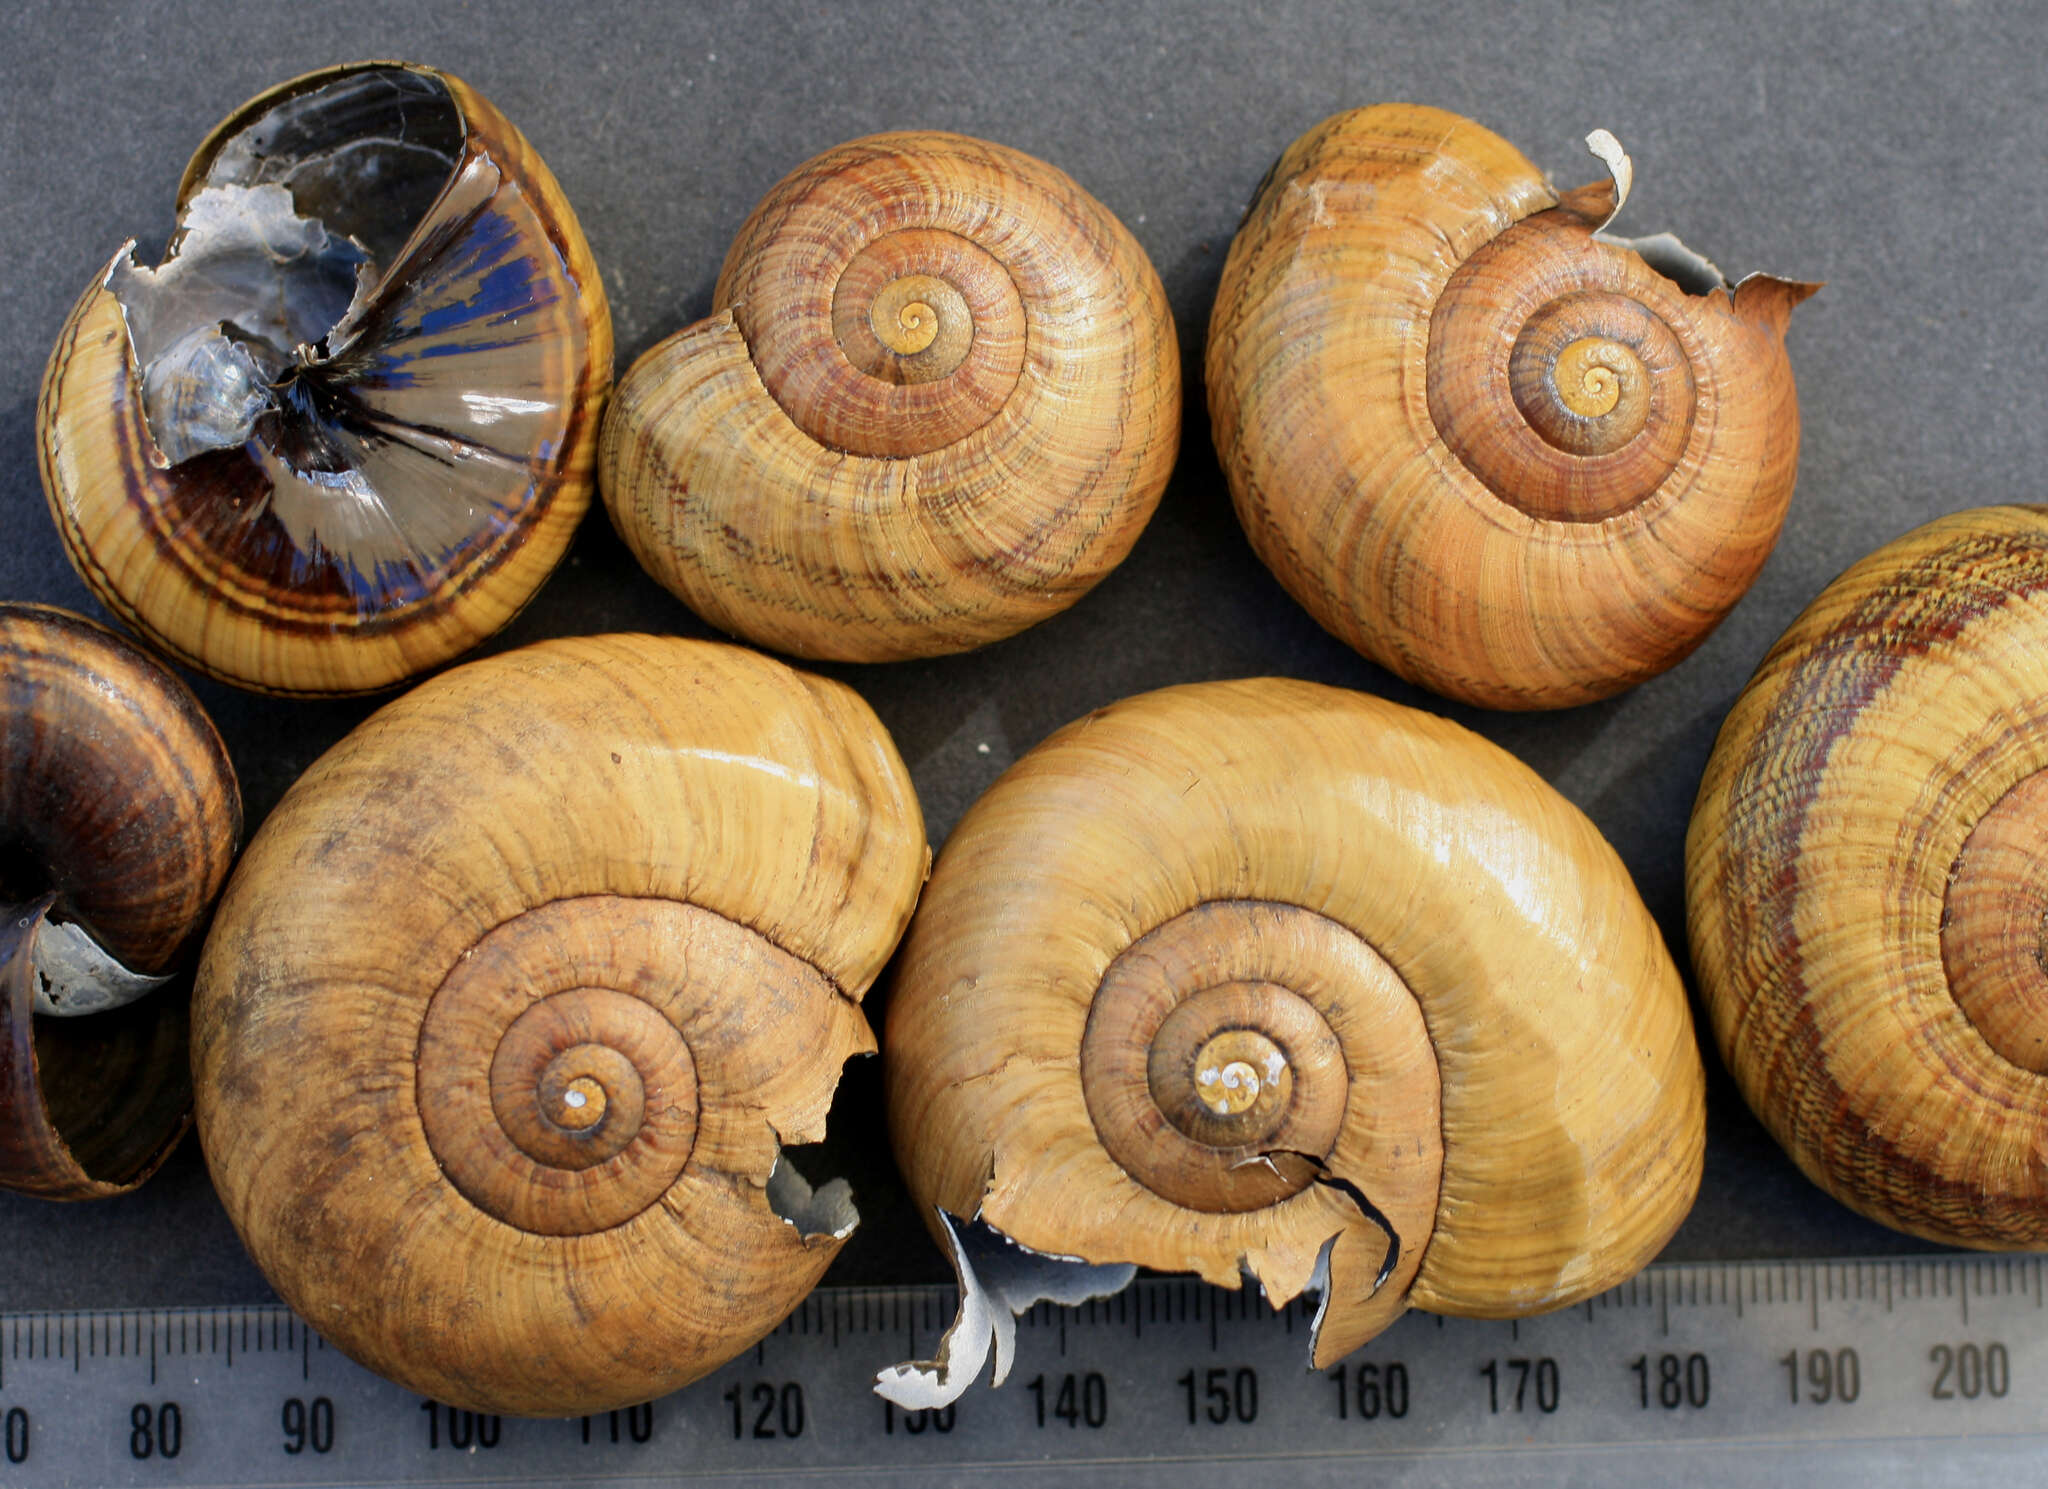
599 130 1181 662
192 634 927 1416
38 61 613 697
1207 103 1816 710
1689 505 2048 1249
878 678 1702 1408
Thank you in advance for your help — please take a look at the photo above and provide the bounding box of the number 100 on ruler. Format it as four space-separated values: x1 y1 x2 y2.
1 1257 2046 1487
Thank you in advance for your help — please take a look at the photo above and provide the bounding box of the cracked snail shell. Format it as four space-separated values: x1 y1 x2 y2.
0 604 239 1198
877 678 1703 1407
1207 104 1817 709
599 130 1180 662
193 635 926 1415
1690 505 2048 1247
38 61 612 696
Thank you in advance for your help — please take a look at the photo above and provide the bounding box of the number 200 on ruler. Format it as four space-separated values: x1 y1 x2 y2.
0 1256 2045 1487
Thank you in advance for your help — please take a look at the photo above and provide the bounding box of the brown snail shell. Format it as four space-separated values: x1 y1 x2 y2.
0 603 239 1198
38 61 613 696
1207 104 1818 710
1689 505 2048 1247
599 130 1180 662
192 635 927 1416
878 678 1702 1406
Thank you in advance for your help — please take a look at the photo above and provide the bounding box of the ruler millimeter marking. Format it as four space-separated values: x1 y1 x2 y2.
0 1255 2042 1487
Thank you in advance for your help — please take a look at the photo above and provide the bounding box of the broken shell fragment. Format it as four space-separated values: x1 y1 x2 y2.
878 679 1702 1406
1207 104 1818 709
599 130 1180 661
0 603 240 1198
1689 505 2048 1247
192 635 927 1416
38 62 613 696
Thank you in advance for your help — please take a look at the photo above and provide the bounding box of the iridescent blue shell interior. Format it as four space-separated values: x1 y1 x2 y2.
40 63 610 694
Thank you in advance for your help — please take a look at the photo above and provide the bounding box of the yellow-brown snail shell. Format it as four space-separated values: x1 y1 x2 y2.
599 130 1180 662
878 678 1702 1406
38 61 613 696
1207 104 1818 710
0 603 240 1198
1689 505 2048 1247
192 635 926 1415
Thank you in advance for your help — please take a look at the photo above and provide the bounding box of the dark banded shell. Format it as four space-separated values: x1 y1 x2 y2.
1688 506 2048 1246
37 62 612 696
599 131 1180 663
1207 104 1816 710
0 603 239 1198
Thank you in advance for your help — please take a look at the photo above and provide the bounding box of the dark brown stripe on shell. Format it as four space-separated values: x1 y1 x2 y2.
1707 512 2048 1237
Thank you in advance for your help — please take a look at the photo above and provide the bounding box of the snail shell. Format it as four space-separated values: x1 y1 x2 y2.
1207 104 1818 710
192 635 926 1415
0 603 239 1198
38 61 613 696
879 678 1702 1406
599 130 1180 661
1689 505 2048 1247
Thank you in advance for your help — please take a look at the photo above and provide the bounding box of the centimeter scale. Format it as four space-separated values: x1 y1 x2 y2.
0 1255 2041 1488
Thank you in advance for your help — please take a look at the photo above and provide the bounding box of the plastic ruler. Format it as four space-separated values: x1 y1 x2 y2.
1 1255 2044 1487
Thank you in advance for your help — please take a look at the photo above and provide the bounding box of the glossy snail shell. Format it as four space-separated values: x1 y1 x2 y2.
600 130 1180 662
192 635 927 1415
879 679 1702 1405
1689 505 2048 1247
38 61 613 696
1207 104 1817 710
0 603 239 1198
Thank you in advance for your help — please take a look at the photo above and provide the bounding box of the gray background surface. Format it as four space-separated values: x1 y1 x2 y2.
0 0 2037 1332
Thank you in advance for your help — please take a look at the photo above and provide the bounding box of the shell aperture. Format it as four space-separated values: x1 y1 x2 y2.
39 62 613 695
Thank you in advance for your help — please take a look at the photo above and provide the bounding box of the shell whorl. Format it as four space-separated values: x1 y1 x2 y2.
1689 505 2048 1247
1206 104 1815 709
737 207 1026 457
193 635 927 1415
0 605 239 975
1078 900 1432 1224
600 130 1181 662
886 679 1702 1382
